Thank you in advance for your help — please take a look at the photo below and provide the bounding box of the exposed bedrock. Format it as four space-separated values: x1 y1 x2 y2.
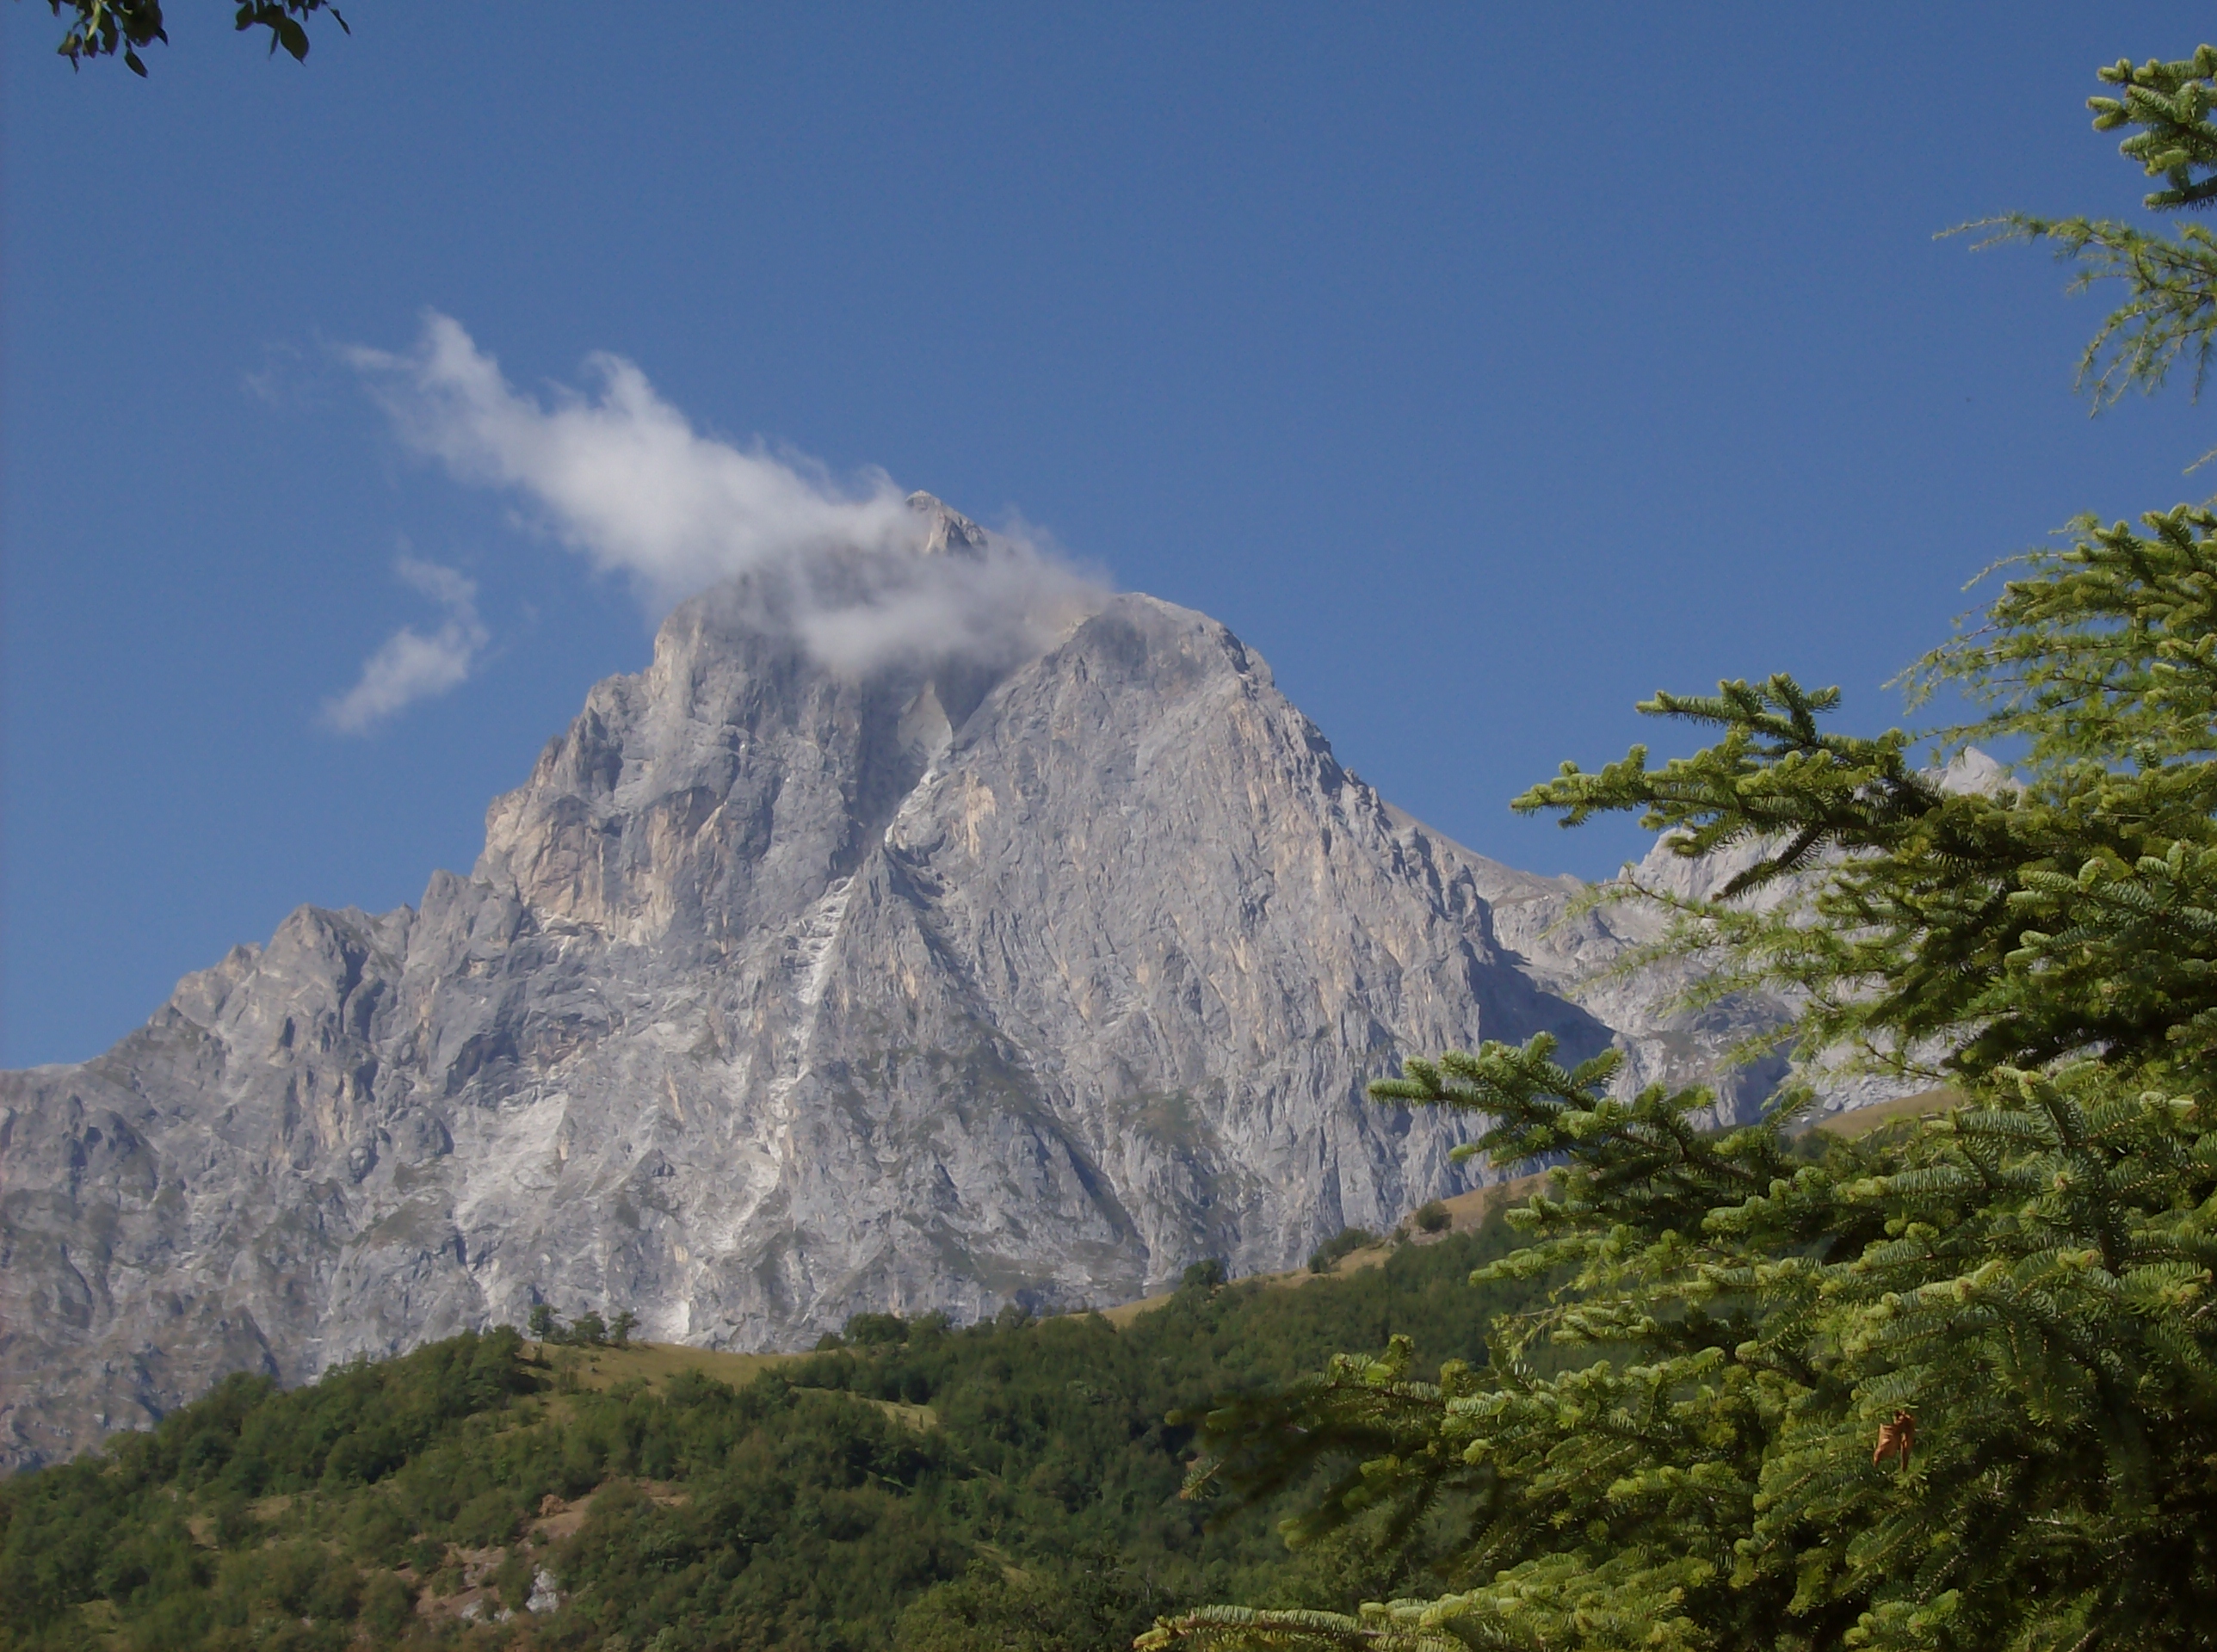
0 503 1811 1469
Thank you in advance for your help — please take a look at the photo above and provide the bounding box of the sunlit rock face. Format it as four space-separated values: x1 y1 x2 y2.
0 502 1806 1470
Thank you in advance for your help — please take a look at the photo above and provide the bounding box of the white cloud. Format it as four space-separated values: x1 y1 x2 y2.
321 556 490 734
345 314 1100 673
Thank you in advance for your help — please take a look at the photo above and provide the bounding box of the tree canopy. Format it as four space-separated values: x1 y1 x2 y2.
1147 43 2217 1652
34 0 347 76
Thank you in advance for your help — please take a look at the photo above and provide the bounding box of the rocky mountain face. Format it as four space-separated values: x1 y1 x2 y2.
0 500 1806 1472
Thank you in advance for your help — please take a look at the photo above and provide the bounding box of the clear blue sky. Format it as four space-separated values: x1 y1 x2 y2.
5 3 2213 1068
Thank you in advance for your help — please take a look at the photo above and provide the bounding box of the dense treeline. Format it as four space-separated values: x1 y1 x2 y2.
0 1217 1541 1650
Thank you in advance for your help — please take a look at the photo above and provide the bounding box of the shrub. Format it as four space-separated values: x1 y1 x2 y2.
1180 1258 1227 1291
1306 1228 1377 1274
845 1312 910 1347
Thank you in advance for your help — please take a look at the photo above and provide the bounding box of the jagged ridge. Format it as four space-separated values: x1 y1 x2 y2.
0 502 1798 1470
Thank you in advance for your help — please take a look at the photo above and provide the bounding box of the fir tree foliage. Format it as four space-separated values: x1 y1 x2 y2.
1147 44 2217 1652
1979 46 2217 415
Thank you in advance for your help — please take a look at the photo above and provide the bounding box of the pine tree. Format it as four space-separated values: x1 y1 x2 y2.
1144 45 2217 1652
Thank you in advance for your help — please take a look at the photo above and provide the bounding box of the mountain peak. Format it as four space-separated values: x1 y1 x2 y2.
0 570 1813 1471
905 490 991 558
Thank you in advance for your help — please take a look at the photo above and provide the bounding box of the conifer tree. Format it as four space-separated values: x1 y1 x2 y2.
1146 44 2217 1652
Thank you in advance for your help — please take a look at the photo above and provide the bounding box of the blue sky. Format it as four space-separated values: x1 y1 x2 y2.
5 3 2214 1068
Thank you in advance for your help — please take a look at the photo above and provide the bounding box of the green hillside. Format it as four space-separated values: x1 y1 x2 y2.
0 1217 1542 1652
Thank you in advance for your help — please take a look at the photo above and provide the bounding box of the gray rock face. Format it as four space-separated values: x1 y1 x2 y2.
0 512 1811 1470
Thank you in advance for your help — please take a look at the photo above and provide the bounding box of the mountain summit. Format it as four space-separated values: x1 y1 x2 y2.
1 527 1794 1470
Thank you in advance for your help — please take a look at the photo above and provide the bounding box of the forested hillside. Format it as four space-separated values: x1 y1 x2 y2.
0 1219 1543 1651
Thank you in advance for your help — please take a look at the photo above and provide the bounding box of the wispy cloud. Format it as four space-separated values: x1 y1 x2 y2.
321 556 490 734
344 314 1100 674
